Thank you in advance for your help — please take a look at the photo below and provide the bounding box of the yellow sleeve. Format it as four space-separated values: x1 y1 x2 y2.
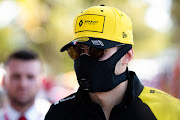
139 87 180 120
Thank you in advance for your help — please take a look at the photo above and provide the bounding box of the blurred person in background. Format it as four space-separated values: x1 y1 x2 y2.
45 5 180 120
0 50 50 120
0 87 7 109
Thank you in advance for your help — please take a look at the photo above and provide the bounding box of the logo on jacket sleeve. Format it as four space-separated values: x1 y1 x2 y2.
150 90 155 93
54 95 75 105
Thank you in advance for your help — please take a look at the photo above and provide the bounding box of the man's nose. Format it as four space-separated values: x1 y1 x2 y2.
19 78 28 87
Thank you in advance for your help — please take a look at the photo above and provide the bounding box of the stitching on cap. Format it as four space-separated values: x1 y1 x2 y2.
111 7 117 41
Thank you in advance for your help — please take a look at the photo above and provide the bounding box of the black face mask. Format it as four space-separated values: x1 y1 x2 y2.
74 44 132 93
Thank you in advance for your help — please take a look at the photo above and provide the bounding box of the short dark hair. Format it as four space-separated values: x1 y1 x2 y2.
5 49 39 66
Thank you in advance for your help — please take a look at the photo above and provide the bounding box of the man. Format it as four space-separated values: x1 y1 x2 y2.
45 5 180 120
0 50 50 120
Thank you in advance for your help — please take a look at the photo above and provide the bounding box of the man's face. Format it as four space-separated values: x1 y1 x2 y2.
4 59 41 106
71 44 133 74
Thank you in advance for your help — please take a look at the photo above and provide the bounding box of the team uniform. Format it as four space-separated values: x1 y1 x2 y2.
45 71 180 120
45 5 180 120
0 98 50 120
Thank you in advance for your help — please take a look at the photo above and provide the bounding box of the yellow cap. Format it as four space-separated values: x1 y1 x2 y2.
73 5 133 45
60 5 133 52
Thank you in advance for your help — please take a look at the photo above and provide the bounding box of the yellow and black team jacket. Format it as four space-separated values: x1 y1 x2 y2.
45 71 180 120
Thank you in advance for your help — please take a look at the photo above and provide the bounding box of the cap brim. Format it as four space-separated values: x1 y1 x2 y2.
60 37 124 52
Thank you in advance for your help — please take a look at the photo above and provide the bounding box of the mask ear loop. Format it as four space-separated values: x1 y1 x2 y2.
105 44 132 77
112 45 132 87
101 44 132 63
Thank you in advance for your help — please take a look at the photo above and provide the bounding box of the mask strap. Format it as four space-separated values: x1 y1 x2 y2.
114 67 129 82
106 44 132 68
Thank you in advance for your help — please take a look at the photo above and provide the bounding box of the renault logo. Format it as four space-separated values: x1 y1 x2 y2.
79 20 83 27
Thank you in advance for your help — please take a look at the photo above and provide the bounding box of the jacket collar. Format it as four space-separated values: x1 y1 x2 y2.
75 71 144 105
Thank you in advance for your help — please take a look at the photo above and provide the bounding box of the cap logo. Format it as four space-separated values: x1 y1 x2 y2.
123 32 127 38
79 20 83 27
84 20 98 25
75 14 105 33
91 40 104 46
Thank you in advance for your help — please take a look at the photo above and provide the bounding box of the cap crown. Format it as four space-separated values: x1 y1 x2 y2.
73 6 133 45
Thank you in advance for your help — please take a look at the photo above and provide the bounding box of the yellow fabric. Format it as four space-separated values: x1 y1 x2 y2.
139 87 180 120
73 6 134 45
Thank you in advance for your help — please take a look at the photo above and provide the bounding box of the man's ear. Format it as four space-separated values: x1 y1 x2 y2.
122 48 134 64
2 76 5 87
2 75 7 89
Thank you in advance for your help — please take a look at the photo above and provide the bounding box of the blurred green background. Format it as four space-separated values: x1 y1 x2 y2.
0 0 180 99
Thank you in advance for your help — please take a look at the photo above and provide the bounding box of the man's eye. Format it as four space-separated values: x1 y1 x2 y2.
27 75 34 80
12 74 21 80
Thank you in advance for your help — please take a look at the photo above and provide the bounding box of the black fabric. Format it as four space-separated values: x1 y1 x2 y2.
45 71 157 120
60 37 125 52
74 44 132 92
